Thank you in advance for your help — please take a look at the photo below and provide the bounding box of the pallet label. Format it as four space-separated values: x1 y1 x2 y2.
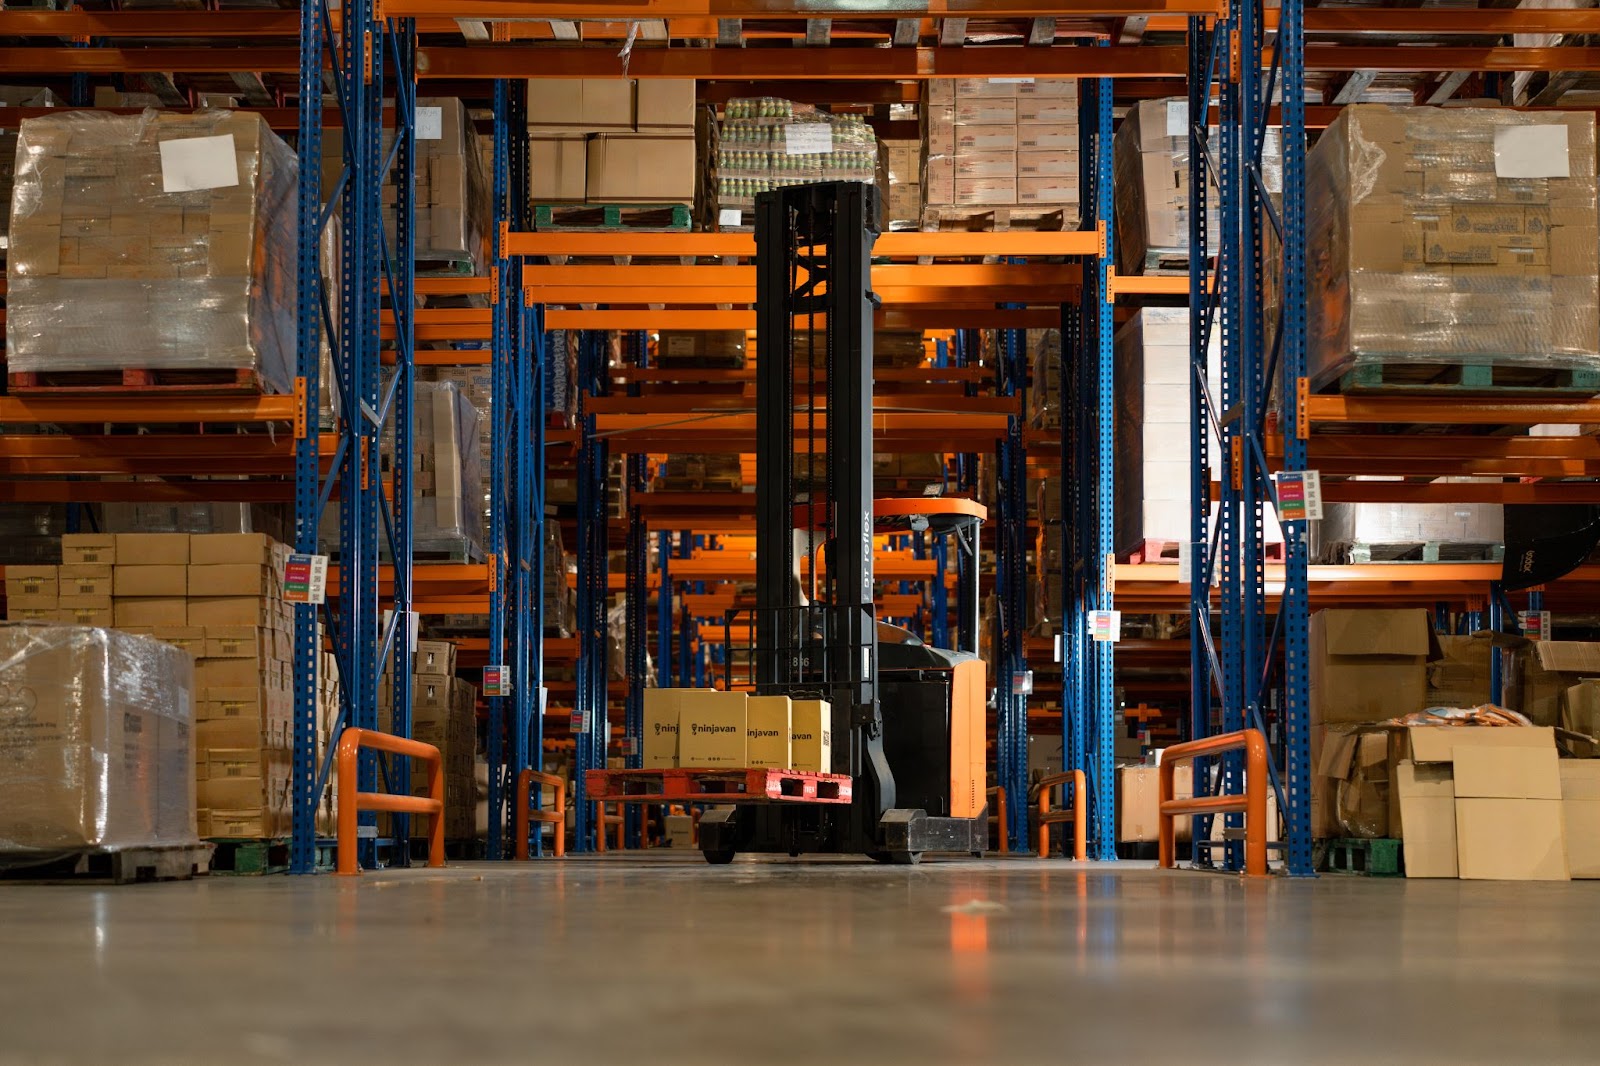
282 553 328 605
1089 610 1121 643
1276 470 1324 522
482 665 509 697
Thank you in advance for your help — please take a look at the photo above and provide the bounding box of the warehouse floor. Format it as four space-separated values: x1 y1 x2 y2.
0 855 1595 1065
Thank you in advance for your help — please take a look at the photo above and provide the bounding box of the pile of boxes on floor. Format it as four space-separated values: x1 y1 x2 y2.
1313 608 1600 880
922 79 1080 221
643 689 832 774
376 640 477 842
528 79 697 206
0 533 333 850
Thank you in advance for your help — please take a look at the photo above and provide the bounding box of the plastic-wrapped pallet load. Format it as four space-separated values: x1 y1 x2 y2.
0 624 197 853
412 380 487 556
382 98 491 271
1307 105 1600 387
710 98 879 229
1315 500 1504 563
1113 307 1283 555
6 110 297 392
1 87 64 247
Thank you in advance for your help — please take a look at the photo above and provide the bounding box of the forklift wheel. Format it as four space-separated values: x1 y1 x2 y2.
869 851 922 866
702 849 736 865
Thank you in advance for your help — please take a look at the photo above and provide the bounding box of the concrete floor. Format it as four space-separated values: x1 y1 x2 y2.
0 856 1597 1065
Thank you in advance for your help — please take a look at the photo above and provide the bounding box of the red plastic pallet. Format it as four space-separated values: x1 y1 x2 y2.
584 767 853 805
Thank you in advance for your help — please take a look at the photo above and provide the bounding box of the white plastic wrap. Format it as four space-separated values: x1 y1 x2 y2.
1 87 64 246
6 110 296 391
1307 105 1600 385
1317 502 1503 561
383 98 491 270
0 624 197 853
712 98 878 220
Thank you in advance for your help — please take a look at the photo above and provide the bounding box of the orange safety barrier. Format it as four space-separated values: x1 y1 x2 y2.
336 728 444 876
1158 729 1269 878
985 785 1009 856
515 768 566 860
593 801 627 851
1034 770 1087 861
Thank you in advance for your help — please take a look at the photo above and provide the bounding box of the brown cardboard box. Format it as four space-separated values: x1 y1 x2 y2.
151 626 206 657
5 566 57 599
1316 728 1391 838
953 151 1016 180
415 639 456 676
1428 634 1494 708
5 592 59 613
746 695 792 770
1018 177 1080 205
189 533 279 566
527 79 636 131
57 564 112 601
1511 640 1600 728
8 607 56 624
1017 97 1078 124
114 565 188 598
955 126 1020 154
954 78 1019 100
58 606 115 626
188 564 279 598
635 79 696 130
954 175 1016 206
1560 761 1600 878
1562 679 1600 757
1388 724 1557 839
204 808 283 839
1455 797 1569 880
585 135 695 203
113 533 189 565
1017 123 1081 151
1118 764 1193 843
61 533 116 565
677 691 748 767
791 699 832 774
530 136 588 202
1310 609 1435 725
113 597 189 628
953 100 1018 126
1394 760 1458 877
187 596 274 628
644 689 686 768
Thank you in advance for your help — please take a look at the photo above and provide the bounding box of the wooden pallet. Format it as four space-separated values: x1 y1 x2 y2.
0 843 212 885
653 477 743 494
1322 541 1504 565
585 767 854 805
1132 247 1196 276
415 256 479 277
535 202 692 232
1119 538 1286 564
1322 837 1402 877
1321 359 1600 397
206 838 288 876
919 205 1078 233
8 366 267 395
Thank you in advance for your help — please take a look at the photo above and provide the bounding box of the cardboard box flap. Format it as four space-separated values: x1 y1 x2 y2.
1531 640 1600 675
1451 745 1561 800
1316 728 1360 778
1405 724 1556 763
1321 608 1434 658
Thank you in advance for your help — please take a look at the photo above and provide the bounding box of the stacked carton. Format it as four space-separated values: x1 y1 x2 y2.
6 110 296 392
1113 99 1233 274
0 87 63 247
421 366 493 532
706 98 879 229
643 689 831 773
1307 105 1599 387
386 98 490 270
379 641 476 840
528 79 696 204
884 139 921 228
655 330 745 368
922 79 1079 218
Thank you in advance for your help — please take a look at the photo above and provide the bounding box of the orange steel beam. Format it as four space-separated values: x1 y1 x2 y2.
381 1 1221 19
1307 394 1600 426
508 231 1102 258
0 481 294 504
0 10 307 35
540 308 1061 330
585 394 1018 414
591 412 1009 452
1320 481 1600 505
0 395 297 425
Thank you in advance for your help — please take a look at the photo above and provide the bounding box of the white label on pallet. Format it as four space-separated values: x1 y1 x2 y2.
1165 100 1188 138
1494 125 1569 179
784 123 833 155
158 134 238 193
718 208 743 227
416 105 443 141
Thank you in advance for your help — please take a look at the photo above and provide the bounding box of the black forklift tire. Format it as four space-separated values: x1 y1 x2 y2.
702 849 736 865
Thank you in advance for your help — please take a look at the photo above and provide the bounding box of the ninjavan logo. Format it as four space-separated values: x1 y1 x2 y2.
652 722 678 736
691 723 736 736
748 729 780 739
792 732 813 742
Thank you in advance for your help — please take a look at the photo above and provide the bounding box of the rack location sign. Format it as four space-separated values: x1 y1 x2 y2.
1276 470 1324 522
282 553 328 605
482 666 509 697
1089 610 1122 643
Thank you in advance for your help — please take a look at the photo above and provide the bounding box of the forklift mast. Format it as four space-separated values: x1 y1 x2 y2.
753 181 894 824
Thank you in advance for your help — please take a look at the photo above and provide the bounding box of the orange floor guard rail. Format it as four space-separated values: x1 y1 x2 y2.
1034 770 1087 860
1158 729 1269 878
515 769 567 859
985 785 1008 855
336 728 444 876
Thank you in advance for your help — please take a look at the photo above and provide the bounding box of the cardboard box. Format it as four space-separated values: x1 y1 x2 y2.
644 689 687 768
189 533 278 566
188 564 278 598
113 597 190 628
1562 679 1600 757
1394 760 1458 877
414 639 456 675
5 591 59 613
1316 728 1391 838
1310 609 1435 725
152 626 206 657
58 606 114 626
114 564 188 598
746 695 792 769
1455 796 1569 881
187 596 274 628
530 136 588 202
113 533 189 565
61 534 116 565
1512 640 1600 728
5 566 58 599
585 134 695 203
527 79 636 131
790 699 832 774
1560 761 1600 878
57 564 113 601
635 79 696 130
677 691 748 767
664 813 694 849
1118 764 1193 843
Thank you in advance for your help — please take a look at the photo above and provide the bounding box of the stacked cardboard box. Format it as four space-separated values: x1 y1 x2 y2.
884 139 921 228
1112 308 1283 555
379 643 477 840
1027 328 1063 429
6 110 296 392
1428 634 1494 709
707 98 879 229
655 330 745 369
644 688 831 773
0 87 63 247
922 79 1079 217
384 98 490 270
0 625 197 853
1112 99 1238 274
528 79 696 204
1505 638 1600 728
421 366 493 531
1307 105 1600 386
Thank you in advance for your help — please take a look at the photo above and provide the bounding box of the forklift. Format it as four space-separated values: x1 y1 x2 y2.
697 181 990 865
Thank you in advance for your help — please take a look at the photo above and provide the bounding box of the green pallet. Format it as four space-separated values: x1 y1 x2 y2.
1324 837 1403 877
206 838 289 876
1327 359 1600 397
534 202 692 232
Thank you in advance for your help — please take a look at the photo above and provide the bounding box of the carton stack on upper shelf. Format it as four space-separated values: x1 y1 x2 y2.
528 79 697 209
6 110 296 393
705 98 880 231
1307 105 1600 389
382 98 491 272
0 87 62 251
922 79 1080 226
